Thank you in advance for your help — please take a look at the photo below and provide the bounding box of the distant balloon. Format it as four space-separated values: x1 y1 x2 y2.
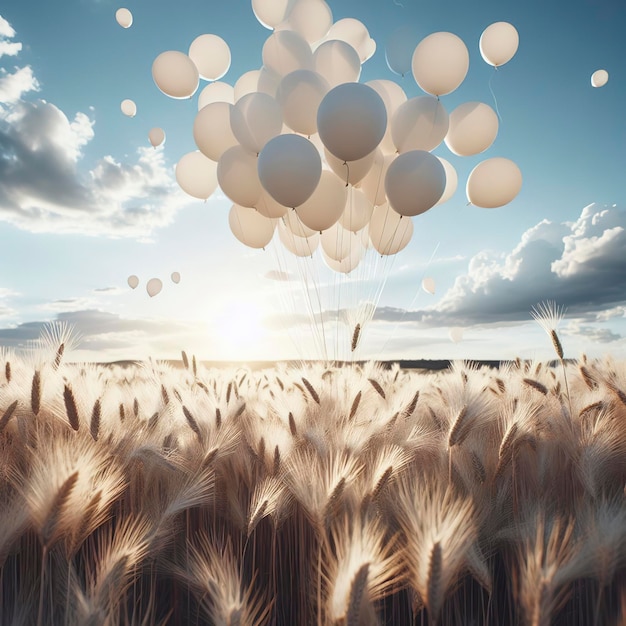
479 22 519 67
188 34 231 81
175 151 218 200
591 69 609 88
146 278 163 298
449 327 464 343
148 127 165 148
466 157 522 208
120 99 136 117
385 25 419 77
422 277 435 295
171 272 181 284
127 275 139 289
152 51 199 99
115 8 133 28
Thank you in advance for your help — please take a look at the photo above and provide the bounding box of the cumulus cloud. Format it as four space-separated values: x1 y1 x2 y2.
0 66 39 103
0 15 21 59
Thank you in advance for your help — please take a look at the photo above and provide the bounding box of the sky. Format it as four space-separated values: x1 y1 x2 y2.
0 0 624 363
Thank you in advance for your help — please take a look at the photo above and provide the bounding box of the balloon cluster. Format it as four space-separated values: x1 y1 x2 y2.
128 272 181 297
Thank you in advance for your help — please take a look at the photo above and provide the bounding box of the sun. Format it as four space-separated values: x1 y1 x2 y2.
211 299 268 361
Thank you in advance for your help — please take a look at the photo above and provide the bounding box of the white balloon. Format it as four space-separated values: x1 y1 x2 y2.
326 18 375 62
278 221 319 256
193 101 238 161
466 157 522 208
120 99 137 118
422 277 435 295
198 81 235 110
152 51 199 99
391 95 449 153
365 79 408 153
276 70 330 135
146 278 162 298
262 30 313 77
322 241 363 273
217 145 262 208
256 188 289 218
320 221 356 261
286 0 333 44
385 150 446 217
435 157 458 206
479 22 519 67
171 272 181 284
412 32 469 96
313 40 361 87
229 204 276 249
230 92 283 154
591 69 609 88
127 275 139 289
252 0 296 29
339 186 374 232
359 151 393 207
175 151 219 200
445 101 498 156
234 70 262 101
189 34 231 81
148 127 165 148
258 134 322 207
449 327 464 343
115 8 133 28
385 25 418 76
317 83 387 162
369 203 413 256
325 148 376 186
257 66 282 97
295 170 347 231
283 206 317 237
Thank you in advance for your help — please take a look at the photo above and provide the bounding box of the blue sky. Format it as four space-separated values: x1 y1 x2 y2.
0 0 624 363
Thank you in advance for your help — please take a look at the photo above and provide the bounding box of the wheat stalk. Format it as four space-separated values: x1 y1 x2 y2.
368 378 386 399
31 370 41 415
0 399 18 433
351 323 361 352
302 377 320 404
63 385 80 431
349 391 361 420
90 398 101 441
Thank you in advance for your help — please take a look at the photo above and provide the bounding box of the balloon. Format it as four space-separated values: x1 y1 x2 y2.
320 222 357 261
257 66 282 98
591 69 609 88
365 79 408 153
369 203 413 256
323 241 363 273
262 30 313 78
412 32 469 96
283 206 317 237
171 272 181 284
435 157 458 205
234 70 261 102
217 145 262 208
385 150 446 217
326 18 376 62
422 277 435 295
258 134 322 207
127 275 139 289
120 99 136 118
339 186 374 232
313 40 361 87
152 51 199 99
278 221 319 256
276 70 330 135
115 8 133 28
479 22 519 67
188 34 231 81
256 188 289 219
466 157 522 208
229 204 276 249
325 147 376 186
198 81 235 110
175 151 219 200
252 0 296 29
317 83 387 162
286 0 333 44
193 101 238 161
449 327 464 343
391 95 449 153
230 92 283 154
148 127 165 148
445 101 498 156
359 151 394 207
295 170 347 232
146 278 162 298
385 25 419 76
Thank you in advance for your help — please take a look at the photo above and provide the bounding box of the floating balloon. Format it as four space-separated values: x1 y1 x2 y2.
234 70 262 102
255 188 289 219
369 203 413 256
127 275 139 289
175 151 218 200
320 222 356 261
295 170 347 232
435 157 458 205
152 51 199 99
391 95 449 153
412 32 469 96
385 25 419 77
230 92 283 154
317 82 387 162
591 69 609 88
146 278 162 298
252 0 296 29
257 66 282 98
422 277 435 295
479 22 519 67
115 8 133 28
188 34 231 81
445 101 498 156
365 79 408 154
120 99 136 118
278 221 319 256
449 327 464 343
198 81 235 110
360 151 394 207
258 134 322 207
313 40 361 87
339 186 374 232
276 70 329 135
322 241 363 273
217 145 262 208
326 18 376 62
148 127 165 148
286 0 333 44
193 102 238 161
171 272 180 284
385 150 446 217
325 147 376 186
229 204 276 249
283 205 317 237
262 30 313 77
466 157 522 208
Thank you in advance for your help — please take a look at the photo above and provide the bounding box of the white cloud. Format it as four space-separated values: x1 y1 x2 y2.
565 321 622 344
0 16 20 60
0 66 39 104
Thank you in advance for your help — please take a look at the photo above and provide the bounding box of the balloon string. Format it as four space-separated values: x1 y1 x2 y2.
343 161 350 187
489 67 502 122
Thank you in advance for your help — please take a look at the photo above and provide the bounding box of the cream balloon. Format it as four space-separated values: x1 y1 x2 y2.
359 151 393 207
252 0 296 29
229 204 276 249
262 30 313 77
320 222 356 261
323 242 363 273
286 0 333 44
152 51 199 99
369 203 413 256
466 157 522 208
189 34 231 81
365 79 408 153
479 22 519 67
449 327 464 343
283 206 317 237
339 186 374 232
171 272 181 284
146 278 162 298
313 40 361 87
175 151 219 200
435 157 458 205
591 69 609 88
127 275 139 289
115 8 133 28
422 277 435 295
278 221 319 256
385 150 446 217
412 32 469 96
276 70 330 135
295 170 347 232
234 70 261 101
325 147 376 185
326 18 375 62
255 188 289 218
193 102 238 161
198 81 235 110
230 92 283 154
317 83 387 162
120 99 137 118
445 101 498 156
148 127 165 148
257 66 282 98
258 134 322 207
391 95 449 153
217 145 262 208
